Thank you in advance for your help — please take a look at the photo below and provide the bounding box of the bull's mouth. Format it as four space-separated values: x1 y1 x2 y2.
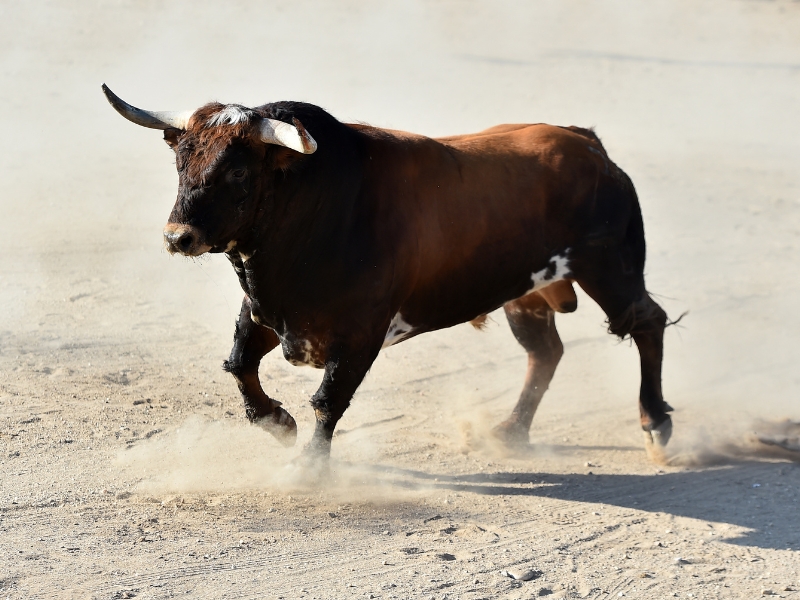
163 224 212 256
206 240 238 254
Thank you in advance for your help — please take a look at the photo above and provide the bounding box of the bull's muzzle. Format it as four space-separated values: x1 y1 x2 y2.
163 223 211 256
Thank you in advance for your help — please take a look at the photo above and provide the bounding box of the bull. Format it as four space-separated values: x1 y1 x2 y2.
102 84 675 462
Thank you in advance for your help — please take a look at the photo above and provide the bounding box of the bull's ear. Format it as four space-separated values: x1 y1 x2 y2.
163 128 182 150
271 146 303 171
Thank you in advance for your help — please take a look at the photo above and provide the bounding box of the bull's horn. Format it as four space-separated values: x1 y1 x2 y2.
259 117 317 154
102 84 194 130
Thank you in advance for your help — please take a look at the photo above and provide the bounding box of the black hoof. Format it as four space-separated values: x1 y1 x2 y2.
254 406 297 447
644 416 672 448
300 438 332 462
288 443 331 482
491 420 530 446
270 445 331 489
643 416 672 464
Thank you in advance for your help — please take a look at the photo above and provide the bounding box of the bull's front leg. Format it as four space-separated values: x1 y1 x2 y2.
304 343 381 460
223 296 297 446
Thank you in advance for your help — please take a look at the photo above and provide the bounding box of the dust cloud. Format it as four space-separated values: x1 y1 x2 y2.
661 418 800 467
120 416 435 502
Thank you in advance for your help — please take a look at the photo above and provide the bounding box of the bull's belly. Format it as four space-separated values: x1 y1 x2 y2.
383 249 572 348
278 330 326 368
249 299 328 368
255 249 573 364
382 313 415 348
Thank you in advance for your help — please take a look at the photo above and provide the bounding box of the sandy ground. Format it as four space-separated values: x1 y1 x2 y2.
2 1 800 598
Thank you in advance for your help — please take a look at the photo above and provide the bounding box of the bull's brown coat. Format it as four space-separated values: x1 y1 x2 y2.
103 89 673 461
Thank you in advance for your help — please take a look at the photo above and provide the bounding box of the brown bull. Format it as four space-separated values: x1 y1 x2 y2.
103 84 674 462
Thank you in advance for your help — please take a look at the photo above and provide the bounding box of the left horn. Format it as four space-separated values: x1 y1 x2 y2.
102 84 194 130
259 117 317 154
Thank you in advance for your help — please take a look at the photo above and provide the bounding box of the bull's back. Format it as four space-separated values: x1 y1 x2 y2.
359 123 615 328
432 123 605 233
415 125 606 275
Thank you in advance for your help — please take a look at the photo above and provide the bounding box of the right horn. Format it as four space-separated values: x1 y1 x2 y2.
102 84 194 130
259 117 317 154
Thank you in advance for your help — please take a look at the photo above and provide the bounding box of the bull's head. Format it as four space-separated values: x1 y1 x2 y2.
102 84 317 256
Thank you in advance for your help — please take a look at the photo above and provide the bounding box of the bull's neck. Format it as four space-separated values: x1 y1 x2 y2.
235 152 367 318
264 175 361 260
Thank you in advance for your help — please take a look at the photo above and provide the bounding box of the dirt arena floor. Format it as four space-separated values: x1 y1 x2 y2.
2 1 800 598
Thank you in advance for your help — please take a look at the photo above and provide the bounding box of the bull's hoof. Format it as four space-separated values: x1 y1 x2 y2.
643 416 672 464
491 420 530 446
254 406 297 447
299 438 332 465
271 446 331 489
645 416 673 446
282 443 331 485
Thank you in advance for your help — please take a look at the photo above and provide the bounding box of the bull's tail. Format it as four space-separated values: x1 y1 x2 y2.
622 172 647 277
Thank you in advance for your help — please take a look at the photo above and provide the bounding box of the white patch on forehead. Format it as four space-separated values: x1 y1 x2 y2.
528 251 572 293
206 105 253 127
382 313 414 349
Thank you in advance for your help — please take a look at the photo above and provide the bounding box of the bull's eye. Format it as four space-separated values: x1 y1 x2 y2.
232 168 246 179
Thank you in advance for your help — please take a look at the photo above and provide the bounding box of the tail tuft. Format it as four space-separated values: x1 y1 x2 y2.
470 314 490 330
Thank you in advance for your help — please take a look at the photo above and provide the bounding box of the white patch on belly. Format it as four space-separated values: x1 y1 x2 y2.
283 337 324 368
288 340 313 367
528 251 572 293
382 313 414 349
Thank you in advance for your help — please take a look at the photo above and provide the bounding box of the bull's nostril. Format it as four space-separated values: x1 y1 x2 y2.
164 226 203 255
178 235 194 251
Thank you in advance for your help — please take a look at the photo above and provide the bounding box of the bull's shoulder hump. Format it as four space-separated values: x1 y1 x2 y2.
345 123 429 143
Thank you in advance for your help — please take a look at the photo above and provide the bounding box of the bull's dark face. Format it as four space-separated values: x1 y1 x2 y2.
100 90 317 257
163 126 268 257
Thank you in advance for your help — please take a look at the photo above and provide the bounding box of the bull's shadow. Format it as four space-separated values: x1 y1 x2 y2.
351 457 800 551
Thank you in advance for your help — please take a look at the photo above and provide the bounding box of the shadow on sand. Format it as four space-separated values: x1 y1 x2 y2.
354 455 800 551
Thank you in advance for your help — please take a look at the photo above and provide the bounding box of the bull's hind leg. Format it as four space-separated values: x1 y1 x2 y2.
223 296 297 446
625 295 672 448
574 257 672 451
492 292 564 445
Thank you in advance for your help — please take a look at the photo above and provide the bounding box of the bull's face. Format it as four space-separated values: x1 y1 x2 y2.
163 122 267 256
101 86 317 257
